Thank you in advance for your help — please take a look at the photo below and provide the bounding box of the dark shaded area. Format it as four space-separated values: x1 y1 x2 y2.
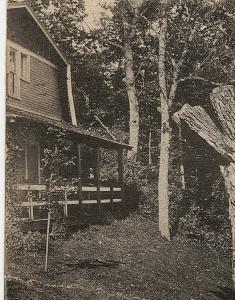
210 286 235 300
6 281 42 300
66 258 125 269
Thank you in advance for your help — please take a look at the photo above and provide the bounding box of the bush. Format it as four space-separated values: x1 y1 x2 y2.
22 231 47 253
178 177 231 256
124 161 158 218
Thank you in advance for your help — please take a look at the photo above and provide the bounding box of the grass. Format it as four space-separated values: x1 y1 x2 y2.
6 214 234 300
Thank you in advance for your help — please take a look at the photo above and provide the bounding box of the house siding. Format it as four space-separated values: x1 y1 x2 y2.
8 56 64 120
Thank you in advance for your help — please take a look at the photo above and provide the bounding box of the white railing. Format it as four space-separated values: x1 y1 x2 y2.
15 184 122 221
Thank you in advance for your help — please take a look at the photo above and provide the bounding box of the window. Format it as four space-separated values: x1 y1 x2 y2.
8 48 20 98
21 52 30 82
16 142 41 183
24 143 41 184
7 42 31 99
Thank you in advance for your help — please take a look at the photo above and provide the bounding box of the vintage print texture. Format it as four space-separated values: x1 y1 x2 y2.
5 0 235 299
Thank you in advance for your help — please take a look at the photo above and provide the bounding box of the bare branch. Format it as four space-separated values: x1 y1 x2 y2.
135 53 152 80
104 40 124 50
177 76 222 86
94 115 117 141
177 24 200 69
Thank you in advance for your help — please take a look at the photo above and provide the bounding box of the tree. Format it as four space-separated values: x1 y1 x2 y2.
175 85 235 285
95 0 149 161
121 1 141 160
144 0 235 240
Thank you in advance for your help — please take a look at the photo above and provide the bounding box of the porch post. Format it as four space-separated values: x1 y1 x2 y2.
118 149 124 206
96 147 101 213
110 184 114 212
77 143 83 207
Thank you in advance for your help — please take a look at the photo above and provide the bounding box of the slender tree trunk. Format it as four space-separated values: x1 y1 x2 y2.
124 40 139 161
148 128 152 165
220 163 235 286
158 15 171 240
178 126 186 190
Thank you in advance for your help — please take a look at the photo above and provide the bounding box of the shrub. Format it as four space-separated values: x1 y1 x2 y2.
178 176 231 256
22 231 47 253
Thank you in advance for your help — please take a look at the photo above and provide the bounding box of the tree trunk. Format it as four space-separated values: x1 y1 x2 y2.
124 40 139 161
148 128 152 165
158 15 171 240
179 126 185 190
220 163 235 286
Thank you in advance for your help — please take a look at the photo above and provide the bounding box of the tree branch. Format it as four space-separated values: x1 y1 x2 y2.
94 115 117 141
177 24 199 69
177 76 222 86
104 40 124 50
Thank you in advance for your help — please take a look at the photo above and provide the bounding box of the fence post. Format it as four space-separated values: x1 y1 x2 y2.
77 143 83 208
118 149 124 209
96 147 101 213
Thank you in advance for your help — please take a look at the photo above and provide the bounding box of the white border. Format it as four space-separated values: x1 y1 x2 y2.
0 1 6 297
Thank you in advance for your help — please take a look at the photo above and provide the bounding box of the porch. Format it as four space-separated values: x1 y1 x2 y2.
7 108 131 230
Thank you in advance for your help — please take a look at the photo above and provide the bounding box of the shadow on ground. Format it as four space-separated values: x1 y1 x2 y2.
66 258 125 269
210 286 235 299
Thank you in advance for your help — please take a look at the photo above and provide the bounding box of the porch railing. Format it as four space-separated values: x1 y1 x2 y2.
15 184 123 222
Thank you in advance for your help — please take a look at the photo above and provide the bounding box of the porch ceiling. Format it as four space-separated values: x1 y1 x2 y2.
6 108 132 150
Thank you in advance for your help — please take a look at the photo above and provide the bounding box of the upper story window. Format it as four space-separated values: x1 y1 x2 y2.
8 47 20 98
7 42 30 99
21 52 30 81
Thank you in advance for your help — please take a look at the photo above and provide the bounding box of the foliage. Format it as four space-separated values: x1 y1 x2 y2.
178 176 231 256
124 160 158 217
5 120 78 258
21 231 47 253
5 122 24 259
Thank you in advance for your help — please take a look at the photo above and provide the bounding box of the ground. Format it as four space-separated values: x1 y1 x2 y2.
6 215 235 300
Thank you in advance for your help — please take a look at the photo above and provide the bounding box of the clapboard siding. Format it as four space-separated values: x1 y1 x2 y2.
8 56 64 120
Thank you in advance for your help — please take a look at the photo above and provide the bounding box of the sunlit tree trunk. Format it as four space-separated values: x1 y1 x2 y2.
221 163 235 285
158 14 171 240
124 39 139 161
178 125 185 190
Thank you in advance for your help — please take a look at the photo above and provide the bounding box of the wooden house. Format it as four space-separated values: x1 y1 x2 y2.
6 3 131 230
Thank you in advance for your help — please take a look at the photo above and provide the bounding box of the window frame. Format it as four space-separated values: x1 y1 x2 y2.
7 46 21 99
24 142 41 184
7 41 31 99
20 52 30 82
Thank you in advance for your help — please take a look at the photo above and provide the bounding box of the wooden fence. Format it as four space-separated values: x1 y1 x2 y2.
15 184 123 222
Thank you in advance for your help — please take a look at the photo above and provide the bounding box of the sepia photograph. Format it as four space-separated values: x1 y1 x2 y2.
4 0 235 299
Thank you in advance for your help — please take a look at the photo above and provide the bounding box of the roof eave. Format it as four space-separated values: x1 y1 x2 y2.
6 108 132 150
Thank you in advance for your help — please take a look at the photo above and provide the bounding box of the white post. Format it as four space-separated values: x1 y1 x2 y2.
45 210 51 272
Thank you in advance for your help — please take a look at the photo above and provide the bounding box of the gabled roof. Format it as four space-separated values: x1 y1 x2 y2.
8 2 78 127
8 2 68 65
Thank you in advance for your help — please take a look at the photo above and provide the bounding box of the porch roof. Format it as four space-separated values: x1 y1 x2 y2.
6 108 132 150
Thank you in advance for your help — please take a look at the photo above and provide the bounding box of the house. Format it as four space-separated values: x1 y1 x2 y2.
6 2 131 230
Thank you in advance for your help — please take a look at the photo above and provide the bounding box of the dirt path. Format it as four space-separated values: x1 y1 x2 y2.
6 216 235 299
